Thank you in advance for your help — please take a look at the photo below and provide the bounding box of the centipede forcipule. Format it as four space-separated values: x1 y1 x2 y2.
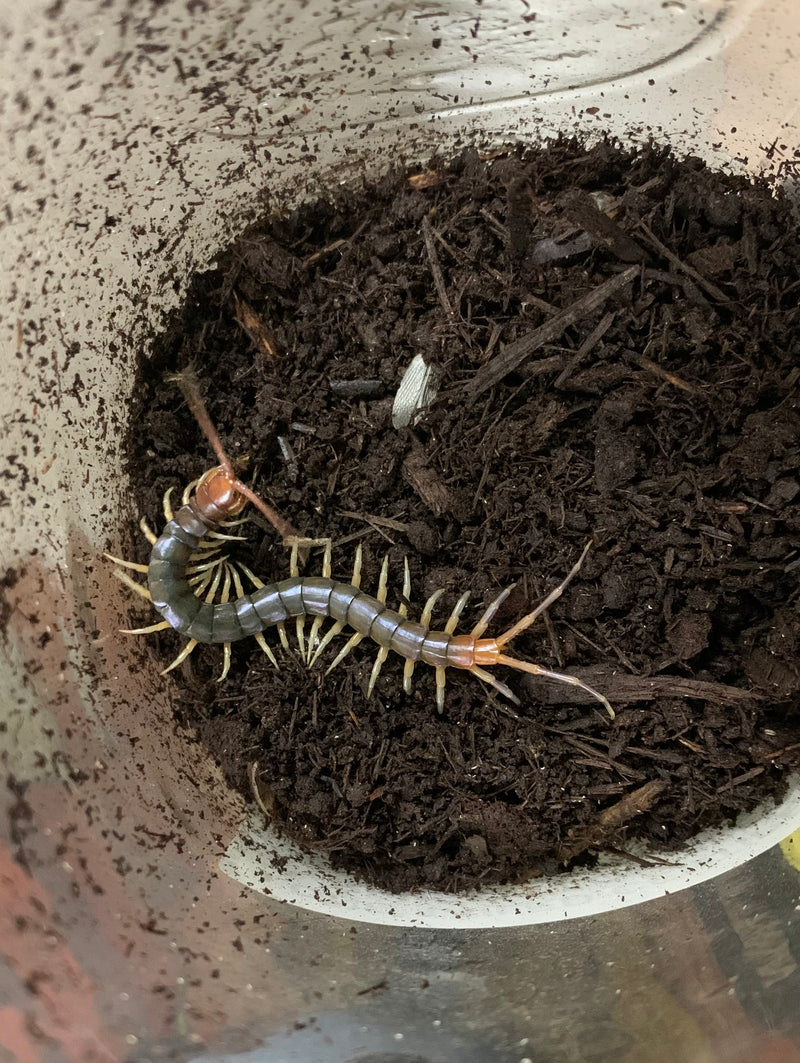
106 371 613 717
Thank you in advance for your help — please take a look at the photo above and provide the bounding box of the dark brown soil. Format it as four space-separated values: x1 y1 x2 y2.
124 139 800 893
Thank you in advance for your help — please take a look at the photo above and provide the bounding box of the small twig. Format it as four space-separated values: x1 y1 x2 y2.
629 351 704 395
762 741 800 761
558 780 667 862
716 766 765 793
638 221 729 303
421 214 456 321
402 444 455 518
338 510 410 533
465 266 639 398
479 207 508 241
561 190 649 263
604 845 684 869
554 311 615 387
233 292 279 359
304 219 370 266
329 379 384 399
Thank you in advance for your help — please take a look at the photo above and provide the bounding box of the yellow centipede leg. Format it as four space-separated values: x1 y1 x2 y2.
306 539 333 664
216 563 234 682
403 658 415 695
254 632 280 670
367 647 390 697
420 587 444 627
325 631 364 675
467 664 519 705
235 562 280 668
435 666 447 712
286 538 307 661
139 517 158 545
104 552 148 574
364 555 392 693
163 486 176 522
109 567 152 601
121 620 172 635
309 544 361 668
320 552 365 667
444 591 471 635
399 558 416 695
161 638 198 675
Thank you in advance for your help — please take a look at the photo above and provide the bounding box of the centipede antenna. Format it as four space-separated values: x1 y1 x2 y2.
495 541 593 647
232 479 301 542
171 369 302 542
172 369 236 479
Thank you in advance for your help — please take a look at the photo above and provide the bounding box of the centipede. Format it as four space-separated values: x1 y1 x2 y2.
106 371 613 718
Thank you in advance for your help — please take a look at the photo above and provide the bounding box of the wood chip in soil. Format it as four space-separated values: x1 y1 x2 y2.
120 138 800 894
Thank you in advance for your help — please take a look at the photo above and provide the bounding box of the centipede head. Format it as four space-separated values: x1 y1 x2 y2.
194 465 249 523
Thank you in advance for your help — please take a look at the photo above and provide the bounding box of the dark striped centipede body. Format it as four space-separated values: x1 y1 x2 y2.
153 504 453 662
107 372 613 717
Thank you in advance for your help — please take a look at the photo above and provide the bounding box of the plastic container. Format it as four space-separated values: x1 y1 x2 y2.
1 2 799 1060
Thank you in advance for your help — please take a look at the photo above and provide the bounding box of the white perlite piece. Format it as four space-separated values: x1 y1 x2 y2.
391 353 439 429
